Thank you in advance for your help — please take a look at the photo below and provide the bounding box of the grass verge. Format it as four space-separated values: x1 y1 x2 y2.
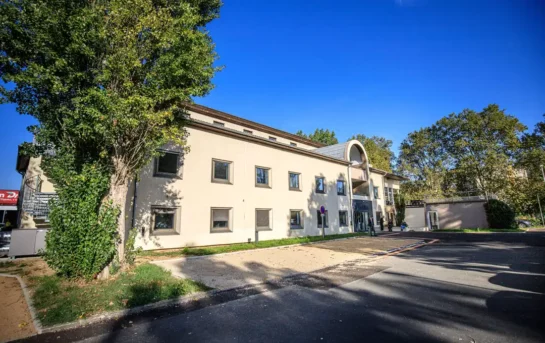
30 263 210 327
433 228 525 233
139 232 368 258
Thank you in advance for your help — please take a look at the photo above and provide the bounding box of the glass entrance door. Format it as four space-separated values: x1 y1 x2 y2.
354 211 369 232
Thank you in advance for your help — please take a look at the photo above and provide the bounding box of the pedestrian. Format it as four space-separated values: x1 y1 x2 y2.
387 219 393 232
379 215 384 231
368 216 375 236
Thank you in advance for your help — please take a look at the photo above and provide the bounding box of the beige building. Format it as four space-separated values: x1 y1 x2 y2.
17 104 405 250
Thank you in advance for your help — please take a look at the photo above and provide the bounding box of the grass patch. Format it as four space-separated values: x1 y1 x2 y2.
31 263 210 327
433 228 525 233
140 232 368 258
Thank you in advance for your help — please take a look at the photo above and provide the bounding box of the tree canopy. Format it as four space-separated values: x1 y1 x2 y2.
1 0 222 269
296 128 338 146
397 105 527 202
350 134 394 172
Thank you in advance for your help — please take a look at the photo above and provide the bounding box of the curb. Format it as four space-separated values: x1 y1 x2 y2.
34 237 436 335
0 273 43 335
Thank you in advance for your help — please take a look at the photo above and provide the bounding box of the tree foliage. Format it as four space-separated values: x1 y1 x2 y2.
1 0 221 262
296 128 338 146
350 134 394 172
484 199 517 229
44 164 119 278
397 105 526 202
394 193 406 225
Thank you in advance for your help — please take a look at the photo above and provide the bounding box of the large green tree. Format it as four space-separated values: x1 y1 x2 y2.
1 0 221 264
397 105 526 201
350 134 394 172
296 128 338 145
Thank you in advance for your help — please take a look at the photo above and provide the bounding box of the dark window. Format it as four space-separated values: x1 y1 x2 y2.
373 186 380 199
256 209 271 230
213 121 225 127
290 142 297 147
152 207 177 233
317 210 329 227
269 136 277 141
315 177 325 193
212 159 231 183
155 152 179 176
211 208 231 232
243 129 253 135
339 211 348 226
289 172 300 190
256 167 270 187
290 210 303 229
337 180 346 195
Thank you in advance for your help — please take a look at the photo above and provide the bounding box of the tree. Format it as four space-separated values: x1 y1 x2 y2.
350 134 394 172
296 129 338 145
1 0 221 266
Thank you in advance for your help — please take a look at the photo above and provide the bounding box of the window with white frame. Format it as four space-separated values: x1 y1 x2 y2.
290 210 303 229
256 209 272 230
373 186 380 199
210 208 232 232
212 159 232 184
256 166 271 187
154 151 180 177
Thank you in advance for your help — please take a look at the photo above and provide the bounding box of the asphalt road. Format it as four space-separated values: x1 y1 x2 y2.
64 238 544 343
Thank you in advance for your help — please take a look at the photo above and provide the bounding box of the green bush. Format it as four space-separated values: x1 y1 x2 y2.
484 199 517 229
394 193 406 225
44 164 119 278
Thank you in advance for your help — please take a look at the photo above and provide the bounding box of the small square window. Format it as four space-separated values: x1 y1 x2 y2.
315 177 325 194
151 207 178 235
339 211 348 226
211 208 232 233
289 172 300 191
243 129 253 135
256 209 272 230
337 180 346 195
256 166 271 187
317 210 329 228
213 121 225 127
290 142 297 147
269 136 277 141
290 210 303 229
212 159 232 184
154 151 180 177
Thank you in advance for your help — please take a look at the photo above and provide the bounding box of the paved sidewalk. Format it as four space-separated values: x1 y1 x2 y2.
153 236 422 289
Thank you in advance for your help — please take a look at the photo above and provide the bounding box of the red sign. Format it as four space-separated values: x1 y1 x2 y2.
0 190 19 206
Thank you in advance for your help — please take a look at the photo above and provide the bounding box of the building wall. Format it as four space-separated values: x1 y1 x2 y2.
19 156 55 229
188 110 317 150
368 171 400 226
131 125 352 250
405 207 426 229
426 201 488 229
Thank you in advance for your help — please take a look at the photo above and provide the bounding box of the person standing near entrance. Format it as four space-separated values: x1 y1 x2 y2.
379 215 384 231
368 216 375 236
387 219 393 232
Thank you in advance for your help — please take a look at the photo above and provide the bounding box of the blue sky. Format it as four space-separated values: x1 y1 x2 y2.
1 0 544 189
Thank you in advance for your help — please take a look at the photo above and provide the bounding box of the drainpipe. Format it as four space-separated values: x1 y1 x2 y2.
130 178 138 232
347 164 354 232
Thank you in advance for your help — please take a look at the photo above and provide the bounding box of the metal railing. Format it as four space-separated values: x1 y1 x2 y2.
21 176 58 221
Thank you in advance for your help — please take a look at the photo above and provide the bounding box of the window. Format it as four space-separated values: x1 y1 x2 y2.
256 166 271 187
151 207 178 234
384 187 389 199
337 180 346 195
290 210 303 229
315 177 325 194
317 210 329 227
212 159 232 184
269 136 277 142
290 142 297 147
243 129 253 135
373 186 380 199
154 151 180 177
211 208 232 233
213 121 225 127
289 172 300 191
256 209 272 230
339 211 348 226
